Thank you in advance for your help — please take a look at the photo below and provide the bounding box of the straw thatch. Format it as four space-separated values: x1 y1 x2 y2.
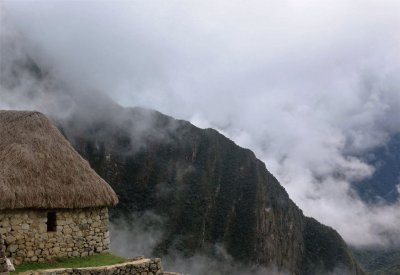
0 110 118 210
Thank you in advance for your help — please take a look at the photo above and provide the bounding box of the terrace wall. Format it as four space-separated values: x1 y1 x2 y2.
20 258 163 275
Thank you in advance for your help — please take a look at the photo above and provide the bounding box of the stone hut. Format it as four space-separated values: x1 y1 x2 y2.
0 111 118 266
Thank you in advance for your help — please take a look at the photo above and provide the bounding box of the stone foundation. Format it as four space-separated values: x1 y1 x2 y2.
0 237 9 275
20 258 163 275
0 207 110 265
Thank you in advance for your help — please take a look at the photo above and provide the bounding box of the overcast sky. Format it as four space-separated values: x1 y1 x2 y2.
2 0 400 247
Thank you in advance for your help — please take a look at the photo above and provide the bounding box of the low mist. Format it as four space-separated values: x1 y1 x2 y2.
110 213 288 275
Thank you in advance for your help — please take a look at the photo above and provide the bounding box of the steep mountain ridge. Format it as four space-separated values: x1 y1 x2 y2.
59 107 364 275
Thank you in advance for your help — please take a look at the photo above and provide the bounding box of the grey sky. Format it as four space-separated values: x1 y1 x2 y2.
2 0 400 246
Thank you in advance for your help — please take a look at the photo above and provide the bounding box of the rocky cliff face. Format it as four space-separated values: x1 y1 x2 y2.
60 107 364 275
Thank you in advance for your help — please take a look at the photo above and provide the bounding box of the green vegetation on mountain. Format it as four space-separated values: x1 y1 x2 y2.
303 218 362 274
352 248 400 275
60 107 364 275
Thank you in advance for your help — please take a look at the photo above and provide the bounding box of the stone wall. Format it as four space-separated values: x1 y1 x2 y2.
20 258 163 275
0 207 110 265
0 237 8 275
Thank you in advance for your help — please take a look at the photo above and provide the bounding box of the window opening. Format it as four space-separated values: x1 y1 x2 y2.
47 212 57 232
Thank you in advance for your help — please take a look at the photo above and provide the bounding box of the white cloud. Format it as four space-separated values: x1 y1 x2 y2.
2 0 400 246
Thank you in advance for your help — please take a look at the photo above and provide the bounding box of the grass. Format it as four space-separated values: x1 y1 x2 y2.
12 253 127 274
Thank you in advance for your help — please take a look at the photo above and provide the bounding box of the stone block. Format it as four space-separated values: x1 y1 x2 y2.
5 236 15 244
21 224 29 230
7 245 17 253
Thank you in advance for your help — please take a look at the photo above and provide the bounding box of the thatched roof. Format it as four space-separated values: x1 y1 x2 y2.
0 110 118 210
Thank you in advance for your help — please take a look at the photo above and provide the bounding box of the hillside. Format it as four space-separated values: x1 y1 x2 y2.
353 248 400 275
58 106 364 275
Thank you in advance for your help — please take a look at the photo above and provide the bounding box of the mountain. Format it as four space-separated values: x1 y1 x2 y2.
353 248 400 275
352 135 400 275
58 106 364 275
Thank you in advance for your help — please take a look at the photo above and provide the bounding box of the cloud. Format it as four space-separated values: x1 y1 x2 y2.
110 212 165 258
2 0 400 246
110 213 288 275
162 253 287 275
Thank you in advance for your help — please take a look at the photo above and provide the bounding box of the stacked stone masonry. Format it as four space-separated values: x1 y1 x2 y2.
0 207 110 265
20 258 163 275
0 237 9 274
